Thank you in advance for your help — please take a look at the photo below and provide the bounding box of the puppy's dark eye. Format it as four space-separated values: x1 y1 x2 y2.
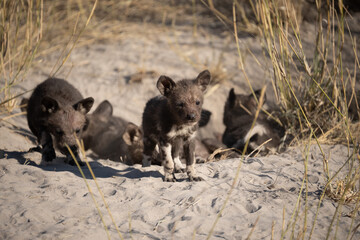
176 102 185 108
75 128 81 134
83 118 90 131
56 128 64 136
196 100 200 105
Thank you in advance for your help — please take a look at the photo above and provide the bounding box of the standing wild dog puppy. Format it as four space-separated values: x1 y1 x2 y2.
142 70 211 182
26 78 94 165
149 108 212 166
82 100 144 165
222 88 285 154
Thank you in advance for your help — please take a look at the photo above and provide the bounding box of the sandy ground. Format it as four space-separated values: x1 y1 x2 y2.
1 17 360 239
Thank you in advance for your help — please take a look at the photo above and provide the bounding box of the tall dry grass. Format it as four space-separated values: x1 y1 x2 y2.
0 0 43 113
201 0 360 238
0 0 95 114
232 0 359 238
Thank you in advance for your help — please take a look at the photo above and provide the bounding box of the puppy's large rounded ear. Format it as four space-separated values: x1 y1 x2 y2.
247 89 266 110
73 97 94 114
157 76 176 96
92 100 113 117
41 96 59 114
20 98 29 113
252 89 266 103
227 88 236 109
123 122 143 145
195 70 211 92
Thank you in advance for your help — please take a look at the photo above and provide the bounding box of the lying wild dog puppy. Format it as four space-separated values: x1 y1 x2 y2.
222 88 285 155
142 70 211 182
82 100 143 165
26 78 94 165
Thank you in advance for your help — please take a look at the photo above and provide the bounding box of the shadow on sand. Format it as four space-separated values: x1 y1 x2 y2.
2 149 163 180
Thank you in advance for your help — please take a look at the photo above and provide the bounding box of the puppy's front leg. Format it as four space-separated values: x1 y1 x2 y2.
160 142 176 182
172 138 185 173
39 130 56 164
66 145 84 166
184 139 203 181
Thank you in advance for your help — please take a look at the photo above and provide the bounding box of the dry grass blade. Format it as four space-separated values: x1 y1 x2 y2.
308 150 358 239
77 139 124 240
326 178 360 204
206 147 238 162
50 0 98 77
0 0 43 112
0 111 26 122
65 144 111 240
206 86 266 239
246 216 259 240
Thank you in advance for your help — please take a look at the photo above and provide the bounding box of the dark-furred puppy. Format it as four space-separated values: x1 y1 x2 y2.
82 100 143 165
26 78 94 165
222 88 285 154
142 70 211 182
149 108 212 166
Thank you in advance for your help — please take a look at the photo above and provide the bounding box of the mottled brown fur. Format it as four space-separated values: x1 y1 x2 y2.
222 88 285 155
142 70 210 182
82 100 143 165
26 78 94 165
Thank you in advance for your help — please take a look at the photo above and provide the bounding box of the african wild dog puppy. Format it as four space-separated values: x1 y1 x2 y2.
222 88 286 155
82 100 143 165
26 78 94 165
148 108 212 166
142 70 211 182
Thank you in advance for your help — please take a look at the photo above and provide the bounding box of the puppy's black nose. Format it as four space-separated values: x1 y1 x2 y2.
186 113 196 121
68 145 78 153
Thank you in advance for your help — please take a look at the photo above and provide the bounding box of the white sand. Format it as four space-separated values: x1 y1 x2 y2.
1 22 359 239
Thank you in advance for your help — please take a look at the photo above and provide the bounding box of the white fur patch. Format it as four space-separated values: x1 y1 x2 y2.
244 123 267 144
154 144 159 154
161 144 173 163
174 156 184 169
167 124 196 139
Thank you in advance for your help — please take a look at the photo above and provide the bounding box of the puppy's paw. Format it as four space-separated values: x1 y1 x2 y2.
174 168 186 173
67 155 85 166
41 148 56 162
163 173 176 182
142 156 152 167
164 176 177 182
189 175 203 182
68 159 85 166
29 146 42 153
196 157 206 164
